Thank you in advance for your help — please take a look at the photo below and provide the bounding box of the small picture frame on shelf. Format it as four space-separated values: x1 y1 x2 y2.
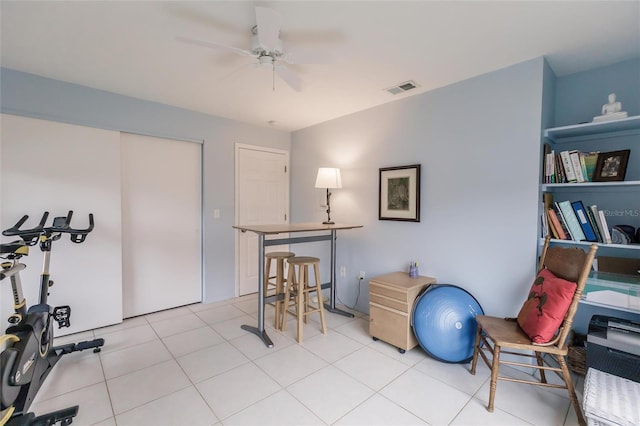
379 164 420 222
593 149 630 182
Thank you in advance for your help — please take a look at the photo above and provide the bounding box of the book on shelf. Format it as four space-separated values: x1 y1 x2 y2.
547 208 567 240
542 143 553 183
578 154 588 182
554 201 574 240
570 200 598 242
585 207 603 243
540 202 549 237
558 200 586 241
543 150 600 183
569 151 585 183
597 210 612 244
559 151 578 183
540 193 555 238
547 151 556 183
542 192 554 211
554 153 566 183
581 151 599 182
589 204 607 244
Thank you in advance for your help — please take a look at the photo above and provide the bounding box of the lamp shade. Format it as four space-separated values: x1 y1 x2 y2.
315 168 342 189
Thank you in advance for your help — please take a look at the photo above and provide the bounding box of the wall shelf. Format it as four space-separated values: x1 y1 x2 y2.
582 271 640 314
540 113 640 319
541 181 640 191
541 238 640 251
544 115 640 144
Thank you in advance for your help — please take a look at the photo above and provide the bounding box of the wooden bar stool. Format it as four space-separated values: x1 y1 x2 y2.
265 251 295 330
281 256 327 343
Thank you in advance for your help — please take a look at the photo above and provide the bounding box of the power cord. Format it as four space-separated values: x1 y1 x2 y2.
337 276 364 311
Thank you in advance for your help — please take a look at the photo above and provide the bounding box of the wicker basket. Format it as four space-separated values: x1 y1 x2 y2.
568 346 587 375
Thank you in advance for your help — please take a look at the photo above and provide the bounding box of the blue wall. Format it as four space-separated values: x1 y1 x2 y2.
290 58 545 316
555 58 640 127
1 67 291 304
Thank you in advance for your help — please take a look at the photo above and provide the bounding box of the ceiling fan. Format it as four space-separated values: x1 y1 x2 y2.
177 6 320 92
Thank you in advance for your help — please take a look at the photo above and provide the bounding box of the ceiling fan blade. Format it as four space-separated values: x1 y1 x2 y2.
176 36 254 58
275 65 302 92
255 6 282 52
217 62 259 85
281 48 334 65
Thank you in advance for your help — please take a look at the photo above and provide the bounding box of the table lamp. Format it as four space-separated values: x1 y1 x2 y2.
315 167 342 224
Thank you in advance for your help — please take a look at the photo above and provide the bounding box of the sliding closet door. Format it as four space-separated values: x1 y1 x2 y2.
121 132 202 318
0 114 123 335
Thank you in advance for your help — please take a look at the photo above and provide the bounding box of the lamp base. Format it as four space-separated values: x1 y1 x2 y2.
322 220 335 225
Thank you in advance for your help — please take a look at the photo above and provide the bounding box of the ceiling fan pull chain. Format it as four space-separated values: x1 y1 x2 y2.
272 63 276 91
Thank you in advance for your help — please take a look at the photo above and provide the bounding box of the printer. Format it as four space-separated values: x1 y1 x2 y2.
587 315 640 382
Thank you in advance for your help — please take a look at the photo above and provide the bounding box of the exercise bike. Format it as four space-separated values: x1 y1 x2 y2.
0 211 104 426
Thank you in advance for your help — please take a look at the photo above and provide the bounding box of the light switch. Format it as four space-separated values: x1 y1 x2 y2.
213 209 220 219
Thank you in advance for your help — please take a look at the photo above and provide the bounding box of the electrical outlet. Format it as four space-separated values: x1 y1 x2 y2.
359 271 365 279
340 266 346 277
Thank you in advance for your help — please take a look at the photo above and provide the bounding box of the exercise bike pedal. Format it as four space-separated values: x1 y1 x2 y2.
52 306 71 328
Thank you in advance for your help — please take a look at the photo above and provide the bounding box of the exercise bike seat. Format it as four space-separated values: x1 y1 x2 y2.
0 242 28 257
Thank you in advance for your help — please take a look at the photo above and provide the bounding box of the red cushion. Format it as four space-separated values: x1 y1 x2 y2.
517 268 577 344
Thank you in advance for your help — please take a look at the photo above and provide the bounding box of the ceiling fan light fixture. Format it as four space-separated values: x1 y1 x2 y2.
251 26 283 56
258 55 273 67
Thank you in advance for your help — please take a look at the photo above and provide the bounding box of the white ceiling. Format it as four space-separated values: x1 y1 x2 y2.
1 1 639 131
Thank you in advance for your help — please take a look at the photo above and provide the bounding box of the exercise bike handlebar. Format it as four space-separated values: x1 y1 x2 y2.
46 211 94 243
2 212 50 245
2 211 94 244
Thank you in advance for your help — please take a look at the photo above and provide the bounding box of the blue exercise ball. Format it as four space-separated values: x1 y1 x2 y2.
412 284 484 363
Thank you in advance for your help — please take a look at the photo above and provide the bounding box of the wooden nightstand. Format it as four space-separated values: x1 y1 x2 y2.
369 272 436 353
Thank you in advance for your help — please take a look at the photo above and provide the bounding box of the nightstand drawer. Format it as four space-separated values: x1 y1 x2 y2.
370 292 409 313
369 303 415 350
369 282 408 302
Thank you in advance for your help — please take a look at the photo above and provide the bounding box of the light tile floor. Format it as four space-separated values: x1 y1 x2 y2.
30 294 584 425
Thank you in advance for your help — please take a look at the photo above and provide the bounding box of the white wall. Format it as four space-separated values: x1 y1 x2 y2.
1 68 291 303
291 58 546 317
1 114 123 334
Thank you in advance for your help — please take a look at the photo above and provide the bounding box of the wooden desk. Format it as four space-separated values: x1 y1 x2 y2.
233 222 363 347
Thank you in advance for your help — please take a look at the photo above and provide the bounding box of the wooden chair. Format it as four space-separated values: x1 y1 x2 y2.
281 256 327 342
264 251 295 330
470 236 597 426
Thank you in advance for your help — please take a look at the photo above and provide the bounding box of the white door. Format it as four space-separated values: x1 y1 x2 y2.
236 145 289 296
121 132 202 317
1 114 123 335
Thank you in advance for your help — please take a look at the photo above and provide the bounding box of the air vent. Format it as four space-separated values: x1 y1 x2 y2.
386 80 419 95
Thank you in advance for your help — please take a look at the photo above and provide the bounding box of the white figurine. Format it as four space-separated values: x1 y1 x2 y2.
602 93 622 115
593 93 628 122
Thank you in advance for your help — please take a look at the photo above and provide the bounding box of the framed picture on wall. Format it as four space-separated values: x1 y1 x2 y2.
593 149 630 182
379 164 421 222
